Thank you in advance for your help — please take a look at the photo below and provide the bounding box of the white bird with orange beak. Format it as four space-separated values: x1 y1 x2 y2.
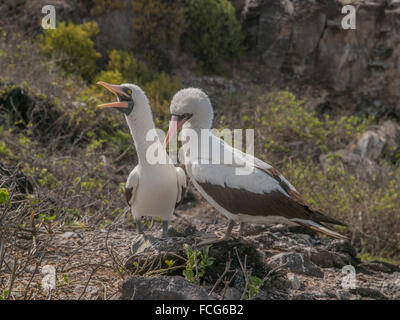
97 82 186 238
163 88 346 244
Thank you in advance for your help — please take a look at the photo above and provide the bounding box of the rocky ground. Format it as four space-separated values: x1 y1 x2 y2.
2 191 399 300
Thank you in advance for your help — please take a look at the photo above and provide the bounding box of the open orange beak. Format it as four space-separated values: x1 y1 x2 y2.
163 115 189 149
96 81 130 109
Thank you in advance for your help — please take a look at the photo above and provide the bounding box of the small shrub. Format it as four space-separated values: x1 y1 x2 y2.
105 50 152 85
131 0 185 68
283 158 400 258
0 188 10 207
183 0 245 72
90 0 124 16
144 72 183 128
40 21 101 81
252 91 372 160
183 244 215 283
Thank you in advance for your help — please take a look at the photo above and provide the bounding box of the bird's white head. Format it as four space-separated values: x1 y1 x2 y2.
163 88 214 149
96 82 149 118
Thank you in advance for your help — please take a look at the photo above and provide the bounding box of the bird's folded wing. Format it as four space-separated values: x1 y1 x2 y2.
175 166 187 206
125 166 139 206
190 159 344 227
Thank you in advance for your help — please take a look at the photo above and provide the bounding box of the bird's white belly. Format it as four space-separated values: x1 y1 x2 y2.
131 166 177 220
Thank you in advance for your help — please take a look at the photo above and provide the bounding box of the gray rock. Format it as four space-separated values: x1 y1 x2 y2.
287 273 301 290
268 252 324 278
352 131 386 161
291 293 316 300
378 120 400 154
349 287 389 300
119 275 215 300
59 231 80 240
357 260 400 274
320 150 379 180
304 248 349 268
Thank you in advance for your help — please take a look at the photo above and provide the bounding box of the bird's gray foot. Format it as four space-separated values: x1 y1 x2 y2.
197 219 236 246
162 220 169 239
239 222 246 237
136 218 144 235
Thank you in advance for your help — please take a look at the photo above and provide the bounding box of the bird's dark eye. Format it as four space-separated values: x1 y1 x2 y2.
126 89 132 95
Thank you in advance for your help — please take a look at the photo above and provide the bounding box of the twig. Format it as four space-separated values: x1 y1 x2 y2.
23 252 45 299
78 260 103 300
0 238 5 272
6 255 18 300
209 252 232 296
234 247 250 300
220 270 238 300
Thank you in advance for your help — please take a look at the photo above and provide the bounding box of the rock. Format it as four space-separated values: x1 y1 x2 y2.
223 287 242 300
327 240 360 265
351 131 386 161
118 275 215 300
126 234 269 286
291 293 316 300
0 162 33 195
240 0 400 119
59 232 80 240
378 120 400 156
304 248 349 268
320 150 379 180
168 219 197 238
349 287 389 300
328 240 357 258
357 260 400 275
287 273 301 290
268 252 324 278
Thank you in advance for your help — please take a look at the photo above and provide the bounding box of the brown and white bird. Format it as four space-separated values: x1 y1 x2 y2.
163 88 346 243
97 82 186 238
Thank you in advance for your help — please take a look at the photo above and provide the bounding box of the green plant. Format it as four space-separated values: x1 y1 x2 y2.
283 158 400 258
252 91 372 159
0 141 13 158
245 276 263 299
144 72 183 128
183 244 215 283
184 0 245 72
90 0 124 16
0 188 10 207
165 260 176 268
131 0 185 67
60 273 71 285
39 212 57 234
105 50 152 85
40 21 101 80
0 290 9 300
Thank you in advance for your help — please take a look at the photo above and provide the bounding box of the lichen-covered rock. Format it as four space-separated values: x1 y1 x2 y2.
268 252 324 278
119 275 215 300
352 131 386 161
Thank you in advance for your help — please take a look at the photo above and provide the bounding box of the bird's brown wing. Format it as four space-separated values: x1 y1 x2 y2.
256 165 346 226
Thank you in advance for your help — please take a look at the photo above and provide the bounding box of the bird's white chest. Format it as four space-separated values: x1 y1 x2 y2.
131 165 177 219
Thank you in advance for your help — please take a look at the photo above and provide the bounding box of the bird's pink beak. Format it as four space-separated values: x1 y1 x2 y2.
163 115 188 149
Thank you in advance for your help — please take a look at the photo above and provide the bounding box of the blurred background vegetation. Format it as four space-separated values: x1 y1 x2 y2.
0 0 399 274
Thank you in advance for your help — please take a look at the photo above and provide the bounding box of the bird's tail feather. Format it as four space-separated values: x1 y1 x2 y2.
290 218 347 240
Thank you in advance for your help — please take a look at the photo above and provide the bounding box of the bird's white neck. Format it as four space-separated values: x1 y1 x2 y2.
125 101 159 167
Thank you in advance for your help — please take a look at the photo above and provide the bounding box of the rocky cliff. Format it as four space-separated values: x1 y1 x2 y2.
235 0 400 119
